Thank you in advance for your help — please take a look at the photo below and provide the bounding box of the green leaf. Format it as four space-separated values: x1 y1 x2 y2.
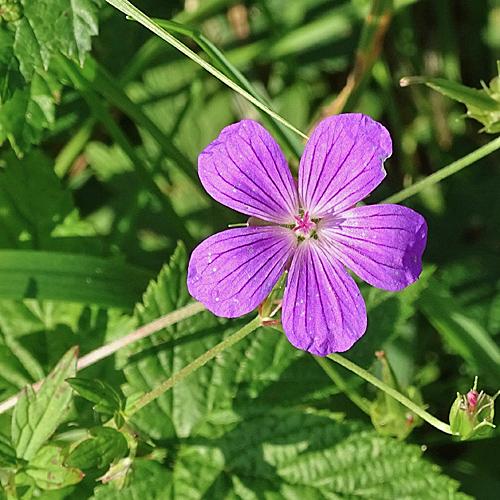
66 427 128 470
0 149 72 247
91 460 172 499
0 432 18 468
419 277 500 386
0 148 101 252
426 78 500 112
67 377 122 415
0 70 62 154
11 346 77 461
122 243 228 439
174 409 472 499
15 0 99 77
84 141 134 181
0 333 44 393
0 250 154 309
122 243 327 439
23 443 84 490
0 24 24 103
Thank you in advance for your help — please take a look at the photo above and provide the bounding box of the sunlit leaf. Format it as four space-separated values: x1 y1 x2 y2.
11 346 77 461
66 427 128 470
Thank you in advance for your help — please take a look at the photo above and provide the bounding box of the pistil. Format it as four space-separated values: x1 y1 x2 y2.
293 211 316 238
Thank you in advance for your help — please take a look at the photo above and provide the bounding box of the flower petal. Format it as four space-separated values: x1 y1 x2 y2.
299 114 392 217
319 204 427 291
199 120 299 224
282 241 367 356
187 226 296 317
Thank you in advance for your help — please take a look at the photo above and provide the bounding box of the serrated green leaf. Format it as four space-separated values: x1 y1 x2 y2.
122 243 226 439
24 443 84 490
91 460 172 499
173 408 472 500
15 0 99 76
11 346 77 460
12 17 44 82
0 70 62 153
66 427 128 470
67 377 122 415
122 243 312 439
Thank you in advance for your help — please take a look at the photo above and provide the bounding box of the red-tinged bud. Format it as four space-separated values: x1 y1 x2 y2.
449 377 499 441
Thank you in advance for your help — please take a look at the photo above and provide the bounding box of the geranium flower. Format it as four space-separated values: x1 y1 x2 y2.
187 114 427 356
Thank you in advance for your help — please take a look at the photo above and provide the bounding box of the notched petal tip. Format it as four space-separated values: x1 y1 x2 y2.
197 119 298 224
299 113 393 217
282 242 367 356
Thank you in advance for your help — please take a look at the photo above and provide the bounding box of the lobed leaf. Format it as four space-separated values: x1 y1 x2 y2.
66 427 128 470
67 377 122 415
16 0 100 76
23 442 84 490
11 346 77 461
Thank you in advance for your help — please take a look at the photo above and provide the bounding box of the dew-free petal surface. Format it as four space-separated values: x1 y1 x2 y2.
199 120 299 224
187 226 296 317
319 204 427 291
282 241 367 356
299 114 392 217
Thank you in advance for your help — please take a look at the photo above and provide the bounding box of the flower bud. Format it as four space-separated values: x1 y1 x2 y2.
370 351 424 440
449 377 499 441
258 271 287 329
0 0 23 22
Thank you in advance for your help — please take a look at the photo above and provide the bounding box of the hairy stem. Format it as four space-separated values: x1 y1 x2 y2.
0 302 206 415
327 352 454 435
382 135 500 204
127 316 262 417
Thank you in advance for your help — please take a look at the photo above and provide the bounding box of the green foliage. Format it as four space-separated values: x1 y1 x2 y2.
11 346 77 461
92 409 472 500
425 75 500 133
0 0 500 498
66 427 128 470
0 0 100 153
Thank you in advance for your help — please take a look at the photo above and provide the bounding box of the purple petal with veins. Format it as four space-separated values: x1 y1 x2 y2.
187 226 296 317
282 241 366 355
318 204 427 291
298 114 392 217
198 120 298 224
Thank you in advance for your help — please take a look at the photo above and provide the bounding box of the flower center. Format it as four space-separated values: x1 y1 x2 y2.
293 211 316 238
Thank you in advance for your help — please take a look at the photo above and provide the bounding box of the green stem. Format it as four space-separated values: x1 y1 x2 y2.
104 0 307 141
127 316 262 418
326 352 454 435
151 18 304 160
0 302 207 415
313 355 371 415
382 135 500 204
54 117 96 178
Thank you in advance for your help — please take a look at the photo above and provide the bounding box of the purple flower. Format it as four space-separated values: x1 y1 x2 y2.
187 114 427 356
